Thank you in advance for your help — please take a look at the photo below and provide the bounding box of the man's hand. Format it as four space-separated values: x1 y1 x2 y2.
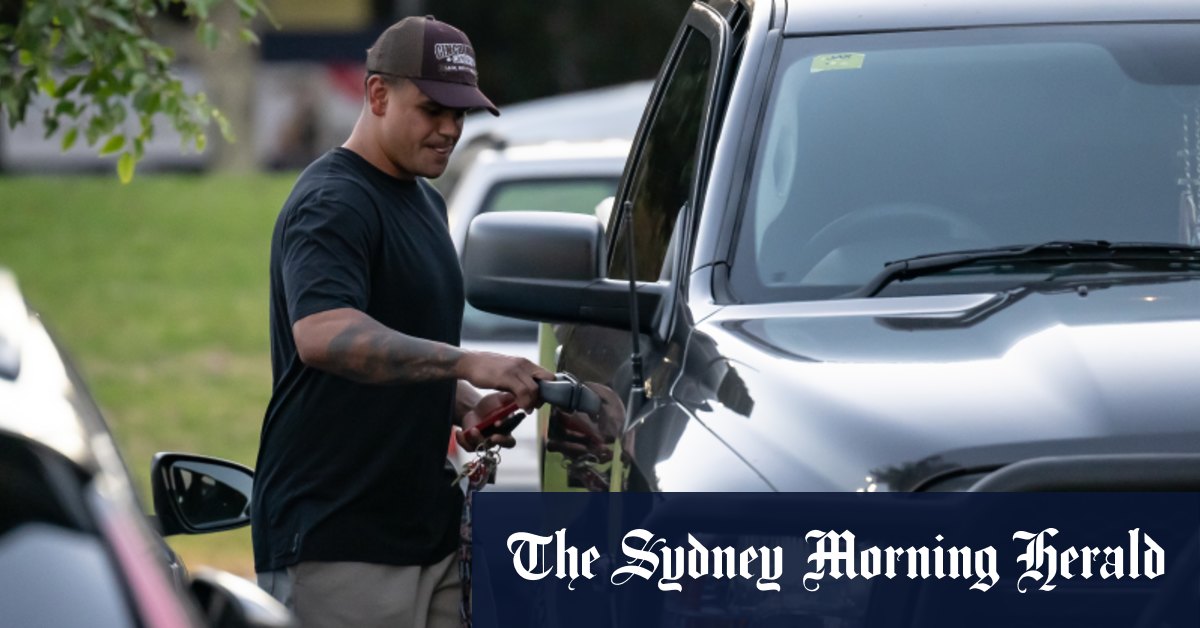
455 351 553 410
458 391 521 451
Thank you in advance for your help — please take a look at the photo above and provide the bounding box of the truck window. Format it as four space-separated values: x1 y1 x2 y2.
610 28 715 281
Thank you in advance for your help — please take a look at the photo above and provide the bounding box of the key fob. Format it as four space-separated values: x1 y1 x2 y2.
476 401 526 437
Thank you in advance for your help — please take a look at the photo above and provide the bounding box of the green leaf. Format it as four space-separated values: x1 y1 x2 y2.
25 2 52 28
162 94 180 117
186 0 210 21
94 71 117 99
18 50 33 66
100 134 126 156
43 117 59 139
142 90 160 113
195 132 207 152
120 41 144 69
117 152 136 184
10 78 32 122
215 110 234 142
256 2 280 29
156 48 175 66
62 50 89 67
54 7 74 29
54 99 77 117
86 116 106 146
239 28 259 45
88 7 138 35
2 92 18 123
2 93 20 128
199 23 219 50
37 76 56 95
233 0 256 17
55 75 84 98
61 127 79 151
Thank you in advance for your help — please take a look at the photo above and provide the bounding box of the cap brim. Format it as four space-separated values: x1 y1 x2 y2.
411 78 499 116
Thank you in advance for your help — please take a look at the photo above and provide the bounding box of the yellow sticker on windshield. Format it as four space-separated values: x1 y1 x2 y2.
811 53 866 73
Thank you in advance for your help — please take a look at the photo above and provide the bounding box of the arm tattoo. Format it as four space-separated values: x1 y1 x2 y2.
325 320 462 384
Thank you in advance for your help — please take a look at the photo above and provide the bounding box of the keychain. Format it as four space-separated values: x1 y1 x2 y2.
452 445 500 488
456 374 600 627
457 444 500 628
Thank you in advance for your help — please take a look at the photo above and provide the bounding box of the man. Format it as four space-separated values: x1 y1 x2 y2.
251 16 552 627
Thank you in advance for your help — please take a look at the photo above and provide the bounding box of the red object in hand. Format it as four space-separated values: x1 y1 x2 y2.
474 401 526 437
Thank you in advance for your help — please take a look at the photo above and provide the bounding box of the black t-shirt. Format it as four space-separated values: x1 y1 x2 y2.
251 148 465 572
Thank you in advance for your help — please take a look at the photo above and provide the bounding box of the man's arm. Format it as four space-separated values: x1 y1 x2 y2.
294 307 461 383
292 307 551 408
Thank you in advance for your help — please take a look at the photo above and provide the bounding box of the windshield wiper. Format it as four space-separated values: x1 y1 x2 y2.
853 240 1200 298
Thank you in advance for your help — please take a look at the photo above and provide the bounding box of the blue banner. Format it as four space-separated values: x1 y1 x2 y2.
472 493 1200 628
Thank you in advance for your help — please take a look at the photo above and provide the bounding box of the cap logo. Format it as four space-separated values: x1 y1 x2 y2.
433 43 477 77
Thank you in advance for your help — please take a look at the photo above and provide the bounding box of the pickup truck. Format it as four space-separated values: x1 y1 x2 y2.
463 0 1200 494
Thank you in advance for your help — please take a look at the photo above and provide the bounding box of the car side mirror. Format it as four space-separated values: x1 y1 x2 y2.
190 568 295 627
464 211 666 333
151 452 253 536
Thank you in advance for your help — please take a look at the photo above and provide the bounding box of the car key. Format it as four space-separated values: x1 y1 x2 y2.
474 401 526 438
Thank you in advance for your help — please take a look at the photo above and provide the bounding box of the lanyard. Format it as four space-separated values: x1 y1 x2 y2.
456 447 499 628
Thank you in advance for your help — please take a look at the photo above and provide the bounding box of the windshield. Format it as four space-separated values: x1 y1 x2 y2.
732 23 1200 302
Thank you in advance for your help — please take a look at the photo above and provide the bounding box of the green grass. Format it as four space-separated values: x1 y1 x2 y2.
0 172 299 577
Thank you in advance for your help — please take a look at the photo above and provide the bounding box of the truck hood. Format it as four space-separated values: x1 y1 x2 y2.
684 276 1200 491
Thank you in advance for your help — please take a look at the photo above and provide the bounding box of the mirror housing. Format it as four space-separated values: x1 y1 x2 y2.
151 452 253 536
190 568 295 628
463 211 666 333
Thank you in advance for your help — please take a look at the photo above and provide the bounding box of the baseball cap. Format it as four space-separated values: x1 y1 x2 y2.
366 15 500 116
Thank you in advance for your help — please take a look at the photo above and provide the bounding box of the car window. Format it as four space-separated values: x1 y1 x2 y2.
734 23 1200 302
610 28 715 281
482 177 620 215
0 524 135 627
460 305 538 341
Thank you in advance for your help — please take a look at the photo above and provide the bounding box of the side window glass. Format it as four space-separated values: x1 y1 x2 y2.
610 29 714 281
482 178 620 215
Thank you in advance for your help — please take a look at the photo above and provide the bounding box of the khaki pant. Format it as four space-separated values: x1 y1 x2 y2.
257 552 460 628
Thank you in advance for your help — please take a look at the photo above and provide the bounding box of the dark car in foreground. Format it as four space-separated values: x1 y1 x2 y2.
463 0 1200 494
0 268 290 627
